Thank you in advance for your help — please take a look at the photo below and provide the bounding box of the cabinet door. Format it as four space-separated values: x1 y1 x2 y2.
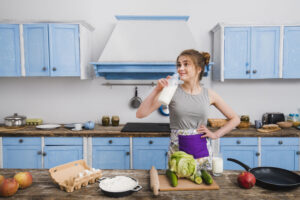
133 146 168 169
44 146 83 169
49 24 80 76
220 146 258 170
23 24 49 76
92 146 130 169
0 24 21 76
224 27 251 79
261 146 298 171
251 27 280 79
283 27 300 78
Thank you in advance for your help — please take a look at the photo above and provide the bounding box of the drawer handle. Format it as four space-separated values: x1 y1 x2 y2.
42 66 47 71
19 139 23 143
165 152 168 157
236 140 241 144
252 69 257 74
256 152 260 156
149 140 153 144
52 67 57 71
126 152 130 156
278 141 283 145
42 152 47 156
108 140 113 144
296 151 300 155
246 70 250 74
37 151 42 155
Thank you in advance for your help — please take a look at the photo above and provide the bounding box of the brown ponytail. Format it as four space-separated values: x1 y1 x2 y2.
177 49 210 81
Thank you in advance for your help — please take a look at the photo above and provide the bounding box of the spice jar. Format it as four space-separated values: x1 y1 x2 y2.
111 116 119 126
241 115 250 122
102 116 110 126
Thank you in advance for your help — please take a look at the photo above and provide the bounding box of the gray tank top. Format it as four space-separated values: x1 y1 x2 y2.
169 86 210 130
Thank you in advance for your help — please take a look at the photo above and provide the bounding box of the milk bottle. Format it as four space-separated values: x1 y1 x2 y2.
158 73 183 105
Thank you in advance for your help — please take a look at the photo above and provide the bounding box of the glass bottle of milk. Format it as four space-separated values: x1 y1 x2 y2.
158 73 183 105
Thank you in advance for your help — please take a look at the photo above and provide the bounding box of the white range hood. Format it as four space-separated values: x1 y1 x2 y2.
91 16 197 80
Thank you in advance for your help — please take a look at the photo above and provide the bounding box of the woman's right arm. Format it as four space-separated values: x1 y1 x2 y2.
136 77 169 118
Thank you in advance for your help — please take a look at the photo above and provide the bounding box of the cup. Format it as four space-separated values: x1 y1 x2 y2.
212 153 223 176
74 123 82 131
255 120 262 129
84 121 95 130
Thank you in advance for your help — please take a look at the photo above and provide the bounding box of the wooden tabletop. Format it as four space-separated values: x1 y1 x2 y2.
0 169 299 200
0 124 299 137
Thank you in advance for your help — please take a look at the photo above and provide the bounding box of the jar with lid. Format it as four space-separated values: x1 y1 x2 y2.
287 114 295 122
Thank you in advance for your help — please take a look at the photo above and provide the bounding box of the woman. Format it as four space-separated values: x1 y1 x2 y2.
136 49 240 166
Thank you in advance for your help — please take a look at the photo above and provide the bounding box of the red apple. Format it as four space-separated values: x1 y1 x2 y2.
237 171 256 189
14 172 33 189
0 178 19 197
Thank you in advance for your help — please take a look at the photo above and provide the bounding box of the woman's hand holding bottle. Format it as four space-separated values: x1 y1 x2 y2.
155 76 171 92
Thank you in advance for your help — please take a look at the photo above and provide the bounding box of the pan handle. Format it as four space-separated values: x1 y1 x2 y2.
227 158 251 171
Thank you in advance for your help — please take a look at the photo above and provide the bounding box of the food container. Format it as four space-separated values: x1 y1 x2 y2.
240 115 250 122
111 116 119 126
102 116 110 126
4 113 26 128
98 176 142 198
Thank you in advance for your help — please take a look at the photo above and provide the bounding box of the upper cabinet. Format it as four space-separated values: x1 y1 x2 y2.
0 22 94 79
283 26 300 78
0 24 21 76
212 25 280 81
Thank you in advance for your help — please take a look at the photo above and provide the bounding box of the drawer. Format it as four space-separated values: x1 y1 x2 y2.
2 137 41 146
44 137 83 146
220 137 258 146
93 137 129 146
261 137 299 146
133 137 170 146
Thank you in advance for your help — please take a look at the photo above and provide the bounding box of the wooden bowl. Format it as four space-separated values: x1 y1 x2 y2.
237 121 250 129
277 121 293 128
293 121 300 127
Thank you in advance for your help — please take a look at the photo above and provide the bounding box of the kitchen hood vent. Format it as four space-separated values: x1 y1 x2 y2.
91 15 197 80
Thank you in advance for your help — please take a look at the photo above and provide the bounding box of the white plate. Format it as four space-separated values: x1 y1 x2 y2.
36 124 61 130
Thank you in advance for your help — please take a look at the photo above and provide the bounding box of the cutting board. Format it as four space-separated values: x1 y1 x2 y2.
158 175 220 191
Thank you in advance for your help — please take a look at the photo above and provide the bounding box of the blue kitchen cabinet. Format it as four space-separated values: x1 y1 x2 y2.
0 24 21 76
2 137 42 168
220 137 258 170
92 137 130 169
43 137 83 168
133 137 169 170
261 137 299 171
283 26 300 78
23 24 80 76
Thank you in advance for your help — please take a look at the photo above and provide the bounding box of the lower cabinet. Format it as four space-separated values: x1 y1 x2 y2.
92 137 130 169
133 137 169 170
2 137 42 168
43 137 83 169
220 137 259 170
261 137 299 171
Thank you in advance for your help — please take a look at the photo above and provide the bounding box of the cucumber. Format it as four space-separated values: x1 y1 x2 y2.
166 169 178 187
201 170 213 185
193 173 203 184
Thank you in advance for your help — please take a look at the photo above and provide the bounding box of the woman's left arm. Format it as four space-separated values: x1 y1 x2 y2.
198 89 240 139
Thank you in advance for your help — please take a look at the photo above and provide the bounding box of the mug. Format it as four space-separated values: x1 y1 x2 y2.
74 123 82 131
84 121 95 130
255 120 262 129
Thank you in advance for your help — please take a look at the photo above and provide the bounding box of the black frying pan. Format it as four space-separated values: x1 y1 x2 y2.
228 158 300 190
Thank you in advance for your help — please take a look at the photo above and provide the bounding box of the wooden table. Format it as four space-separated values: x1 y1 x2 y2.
0 169 299 200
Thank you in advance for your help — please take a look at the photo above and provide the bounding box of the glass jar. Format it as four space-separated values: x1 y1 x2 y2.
102 116 110 126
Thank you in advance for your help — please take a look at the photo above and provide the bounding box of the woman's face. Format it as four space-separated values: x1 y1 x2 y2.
176 56 201 82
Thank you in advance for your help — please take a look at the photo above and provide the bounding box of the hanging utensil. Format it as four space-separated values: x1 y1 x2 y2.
130 87 142 109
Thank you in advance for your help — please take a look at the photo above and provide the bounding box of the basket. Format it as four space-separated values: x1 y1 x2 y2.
207 119 228 128
49 160 102 192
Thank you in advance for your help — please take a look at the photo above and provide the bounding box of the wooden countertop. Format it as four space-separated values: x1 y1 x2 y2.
0 124 299 137
0 169 299 200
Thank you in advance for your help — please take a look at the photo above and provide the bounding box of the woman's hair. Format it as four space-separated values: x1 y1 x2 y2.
176 49 210 81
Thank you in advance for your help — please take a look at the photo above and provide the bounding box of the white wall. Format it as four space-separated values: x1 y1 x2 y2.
0 0 300 124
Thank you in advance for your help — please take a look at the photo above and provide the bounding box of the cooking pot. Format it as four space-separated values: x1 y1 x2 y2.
4 113 26 128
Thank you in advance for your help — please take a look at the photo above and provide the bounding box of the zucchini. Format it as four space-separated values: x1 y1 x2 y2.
166 169 178 187
201 170 213 185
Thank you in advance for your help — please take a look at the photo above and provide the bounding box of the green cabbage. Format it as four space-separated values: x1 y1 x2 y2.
168 151 197 178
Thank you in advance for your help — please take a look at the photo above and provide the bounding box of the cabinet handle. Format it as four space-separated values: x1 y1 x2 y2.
296 151 300 155
42 67 47 71
252 70 257 74
42 152 47 156
246 70 250 74
149 140 153 144
278 140 283 145
256 152 260 156
108 140 113 144
165 152 168 157
126 152 130 156
52 67 57 71
19 139 23 143
236 140 241 144
37 151 42 155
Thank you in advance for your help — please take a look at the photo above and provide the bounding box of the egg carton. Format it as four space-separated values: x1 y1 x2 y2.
49 160 102 193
